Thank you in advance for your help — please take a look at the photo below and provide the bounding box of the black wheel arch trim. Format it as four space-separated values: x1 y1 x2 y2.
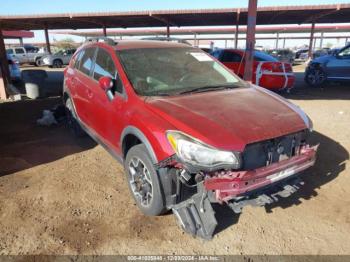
121 126 158 164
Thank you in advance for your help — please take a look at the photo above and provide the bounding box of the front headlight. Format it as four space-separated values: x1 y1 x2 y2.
166 131 241 170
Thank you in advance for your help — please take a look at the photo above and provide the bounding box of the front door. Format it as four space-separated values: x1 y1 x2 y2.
87 47 127 154
327 46 350 80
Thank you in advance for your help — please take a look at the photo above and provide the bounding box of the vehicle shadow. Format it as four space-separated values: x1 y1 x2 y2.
0 97 96 177
281 72 350 101
214 130 349 235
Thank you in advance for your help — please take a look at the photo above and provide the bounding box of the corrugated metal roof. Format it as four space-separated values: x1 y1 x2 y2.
0 4 349 30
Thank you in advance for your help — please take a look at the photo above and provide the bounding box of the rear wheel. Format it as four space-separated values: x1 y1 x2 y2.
35 58 41 67
125 144 166 216
53 59 63 68
305 67 327 88
65 97 86 137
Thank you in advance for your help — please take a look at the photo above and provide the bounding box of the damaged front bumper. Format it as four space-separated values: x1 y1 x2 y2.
172 145 317 239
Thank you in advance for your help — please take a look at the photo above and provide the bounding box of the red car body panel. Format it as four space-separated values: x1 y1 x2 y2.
219 49 295 90
145 88 306 152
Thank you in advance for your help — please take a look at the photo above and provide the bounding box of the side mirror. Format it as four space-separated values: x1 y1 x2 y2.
99 76 115 101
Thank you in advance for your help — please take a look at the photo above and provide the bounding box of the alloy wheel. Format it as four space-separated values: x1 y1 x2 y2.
128 157 153 207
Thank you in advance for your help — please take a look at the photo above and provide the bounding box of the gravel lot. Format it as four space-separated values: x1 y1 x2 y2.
0 66 349 255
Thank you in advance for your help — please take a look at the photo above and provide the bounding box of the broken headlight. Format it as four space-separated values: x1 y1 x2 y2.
166 131 241 170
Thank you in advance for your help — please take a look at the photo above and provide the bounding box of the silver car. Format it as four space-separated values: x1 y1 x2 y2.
40 49 76 68
7 54 21 82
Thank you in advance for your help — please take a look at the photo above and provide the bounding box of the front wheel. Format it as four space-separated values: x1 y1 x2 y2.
305 67 327 88
53 59 63 68
125 144 166 216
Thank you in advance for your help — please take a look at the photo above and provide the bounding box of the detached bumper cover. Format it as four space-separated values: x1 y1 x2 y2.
204 145 317 202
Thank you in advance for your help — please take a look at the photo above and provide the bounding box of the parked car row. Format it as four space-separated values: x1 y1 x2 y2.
5 46 76 68
6 46 47 66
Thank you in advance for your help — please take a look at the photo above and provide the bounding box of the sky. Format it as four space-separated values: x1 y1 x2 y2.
2 0 350 49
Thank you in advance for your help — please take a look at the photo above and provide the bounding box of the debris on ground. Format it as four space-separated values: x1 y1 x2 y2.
36 104 66 126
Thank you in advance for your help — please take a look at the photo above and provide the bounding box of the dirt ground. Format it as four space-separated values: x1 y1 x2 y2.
0 66 349 255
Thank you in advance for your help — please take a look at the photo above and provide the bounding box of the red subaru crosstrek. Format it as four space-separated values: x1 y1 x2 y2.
63 38 317 239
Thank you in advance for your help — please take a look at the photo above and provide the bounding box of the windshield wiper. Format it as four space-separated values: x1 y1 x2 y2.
177 84 239 95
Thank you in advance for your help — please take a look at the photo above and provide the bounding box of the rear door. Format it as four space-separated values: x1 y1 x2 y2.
14 48 28 64
72 47 97 126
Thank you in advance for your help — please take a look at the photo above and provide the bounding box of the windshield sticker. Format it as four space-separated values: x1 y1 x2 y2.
190 52 213 61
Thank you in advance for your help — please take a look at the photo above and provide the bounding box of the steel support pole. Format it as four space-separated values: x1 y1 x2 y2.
283 38 286 48
103 26 107 37
44 27 51 54
243 0 257 82
234 9 240 49
19 38 23 46
0 29 9 100
319 32 324 48
345 37 348 45
275 33 279 49
308 22 315 59
166 24 170 38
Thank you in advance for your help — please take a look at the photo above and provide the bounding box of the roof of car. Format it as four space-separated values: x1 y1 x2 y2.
115 40 191 50
82 39 192 51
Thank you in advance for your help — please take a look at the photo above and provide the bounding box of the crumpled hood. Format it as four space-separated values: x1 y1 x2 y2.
145 86 309 151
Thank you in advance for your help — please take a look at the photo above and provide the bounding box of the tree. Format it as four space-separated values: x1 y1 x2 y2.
53 37 77 50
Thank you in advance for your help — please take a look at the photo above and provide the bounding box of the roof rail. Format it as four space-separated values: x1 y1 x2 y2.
85 37 117 46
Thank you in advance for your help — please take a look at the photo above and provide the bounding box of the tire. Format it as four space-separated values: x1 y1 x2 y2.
35 58 41 67
65 97 86 137
305 67 327 88
125 144 166 216
53 59 63 68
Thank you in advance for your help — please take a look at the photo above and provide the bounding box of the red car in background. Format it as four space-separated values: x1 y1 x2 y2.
211 49 295 91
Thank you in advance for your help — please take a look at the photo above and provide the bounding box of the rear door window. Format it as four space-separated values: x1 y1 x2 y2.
15 48 25 54
78 48 96 76
6 49 13 55
73 50 84 69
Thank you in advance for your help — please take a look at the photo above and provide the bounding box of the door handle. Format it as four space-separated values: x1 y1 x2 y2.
86 88 93 98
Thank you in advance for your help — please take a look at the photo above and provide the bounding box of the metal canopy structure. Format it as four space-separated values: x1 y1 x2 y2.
53 25 350 37
0 4 350 30
1 3 350 99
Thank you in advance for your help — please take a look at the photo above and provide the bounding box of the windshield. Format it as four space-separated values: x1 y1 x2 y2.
118 47 243 96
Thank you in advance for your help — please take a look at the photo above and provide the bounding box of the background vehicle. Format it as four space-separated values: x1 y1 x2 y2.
63 39 316 239
7 54 21 82
211 48 295 91
294 48 309 62
6 46 48 66
267 49 295 64
39 48 76 68
305 44 350 87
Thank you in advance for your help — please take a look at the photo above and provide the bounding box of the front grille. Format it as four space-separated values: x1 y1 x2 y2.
242 130 308 170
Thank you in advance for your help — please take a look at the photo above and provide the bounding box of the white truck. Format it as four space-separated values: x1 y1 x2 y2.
6 46 48 66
